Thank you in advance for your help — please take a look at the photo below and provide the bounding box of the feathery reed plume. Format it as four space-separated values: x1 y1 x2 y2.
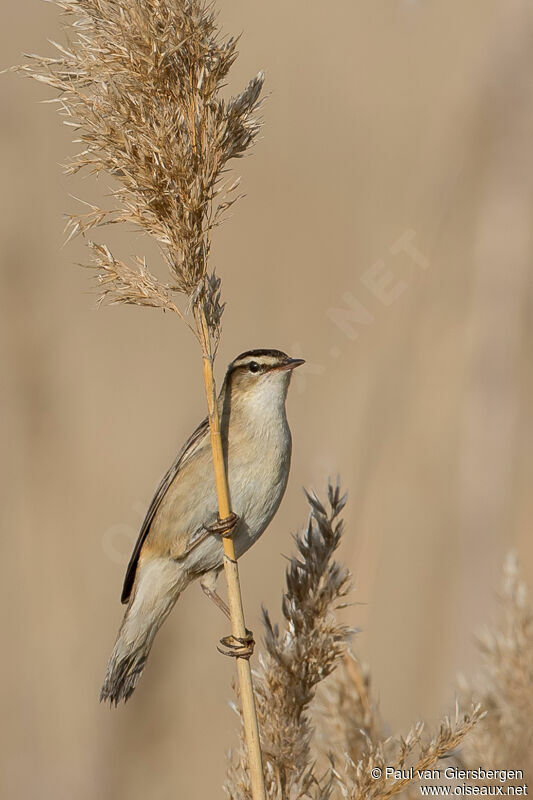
316 653 482 798
330 701 482 800
314 650 382 765
457 553 533 775
18 0 263 346
18 2 267 797
226 483 483 800
226 482 352 800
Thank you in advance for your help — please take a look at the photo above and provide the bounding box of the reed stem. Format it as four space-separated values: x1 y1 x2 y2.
196 306 266 800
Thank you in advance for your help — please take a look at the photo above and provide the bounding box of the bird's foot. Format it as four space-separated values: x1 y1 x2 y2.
206 512 240 538
217 629 255 659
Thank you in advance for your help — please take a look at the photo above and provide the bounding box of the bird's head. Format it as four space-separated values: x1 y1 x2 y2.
224 349 305 414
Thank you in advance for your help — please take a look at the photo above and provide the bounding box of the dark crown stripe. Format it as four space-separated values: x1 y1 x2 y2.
232 348 288 364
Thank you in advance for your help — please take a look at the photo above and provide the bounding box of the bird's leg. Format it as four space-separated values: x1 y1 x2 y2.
200 579 231 620
200 563 255 658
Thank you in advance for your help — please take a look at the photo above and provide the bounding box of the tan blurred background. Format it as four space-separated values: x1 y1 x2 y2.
2 0 533 797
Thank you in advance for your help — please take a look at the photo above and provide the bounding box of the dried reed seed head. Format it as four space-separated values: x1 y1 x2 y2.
226 482 352 800
18 0 264 337
226 482 485 800
333 703 483 800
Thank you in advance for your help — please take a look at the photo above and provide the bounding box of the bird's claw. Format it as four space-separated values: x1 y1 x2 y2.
217 629 255 658
206 512 240 538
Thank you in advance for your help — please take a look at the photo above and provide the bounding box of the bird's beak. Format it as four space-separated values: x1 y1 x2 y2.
275 357 305 372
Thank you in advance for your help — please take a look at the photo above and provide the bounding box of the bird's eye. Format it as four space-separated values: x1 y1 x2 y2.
248 361 260 373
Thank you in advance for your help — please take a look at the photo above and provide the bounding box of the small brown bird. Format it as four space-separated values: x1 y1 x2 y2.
101 348 304 705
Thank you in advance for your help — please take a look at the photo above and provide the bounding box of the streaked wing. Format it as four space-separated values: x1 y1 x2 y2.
121 417 209 604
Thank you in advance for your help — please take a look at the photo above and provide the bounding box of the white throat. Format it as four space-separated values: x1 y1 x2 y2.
239 372 290 431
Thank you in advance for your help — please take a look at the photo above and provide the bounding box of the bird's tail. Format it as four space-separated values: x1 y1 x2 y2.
100 558 187 706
